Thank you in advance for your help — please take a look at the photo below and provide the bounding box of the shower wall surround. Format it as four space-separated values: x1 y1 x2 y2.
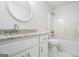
53 2 79 40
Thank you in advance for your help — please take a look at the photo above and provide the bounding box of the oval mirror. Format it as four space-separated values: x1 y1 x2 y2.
7 1 32 22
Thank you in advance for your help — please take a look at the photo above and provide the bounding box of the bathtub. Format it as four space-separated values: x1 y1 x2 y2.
49 39 79 57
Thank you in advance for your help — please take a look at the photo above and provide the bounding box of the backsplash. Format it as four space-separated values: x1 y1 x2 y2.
0 29 37 35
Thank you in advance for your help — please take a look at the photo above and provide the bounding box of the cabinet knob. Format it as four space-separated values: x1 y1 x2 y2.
27 53 30 57
22 56 24 57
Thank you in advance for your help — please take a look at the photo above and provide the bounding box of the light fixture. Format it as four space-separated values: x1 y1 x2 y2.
59 19 63 23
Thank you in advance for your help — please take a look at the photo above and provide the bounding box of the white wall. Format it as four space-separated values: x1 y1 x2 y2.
48 8 54 32
54 2 79 40
0 1 50 32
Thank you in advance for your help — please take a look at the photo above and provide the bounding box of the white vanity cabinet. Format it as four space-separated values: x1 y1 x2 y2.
0 36 39 57
0 32 48 57
39 34 48 57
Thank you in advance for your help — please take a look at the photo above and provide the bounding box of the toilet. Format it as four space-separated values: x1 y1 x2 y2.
48 39 58 57
48 39 72 57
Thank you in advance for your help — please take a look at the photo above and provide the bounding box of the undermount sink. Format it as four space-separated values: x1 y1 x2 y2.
2 34 24 37
0 34 15 38
0 34 21 38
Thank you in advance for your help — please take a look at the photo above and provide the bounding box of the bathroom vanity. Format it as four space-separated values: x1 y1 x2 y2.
0 31 48 57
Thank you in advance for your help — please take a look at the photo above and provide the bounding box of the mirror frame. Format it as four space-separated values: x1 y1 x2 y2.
6 1 32 22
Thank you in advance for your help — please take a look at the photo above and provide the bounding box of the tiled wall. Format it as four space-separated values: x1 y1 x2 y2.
53 2 79 40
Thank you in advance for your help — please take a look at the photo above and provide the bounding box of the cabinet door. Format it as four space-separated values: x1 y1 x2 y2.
13 51 26 57
26 45 39 57
40 42 48 57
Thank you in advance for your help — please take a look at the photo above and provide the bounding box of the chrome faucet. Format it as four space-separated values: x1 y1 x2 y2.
13 24 19 34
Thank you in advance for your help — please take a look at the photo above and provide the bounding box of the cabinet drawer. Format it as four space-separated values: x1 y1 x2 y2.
1 37 39 56
40 34 48 43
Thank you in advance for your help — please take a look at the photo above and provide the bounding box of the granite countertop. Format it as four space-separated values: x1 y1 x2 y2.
0 31 49 40
0 31 49 46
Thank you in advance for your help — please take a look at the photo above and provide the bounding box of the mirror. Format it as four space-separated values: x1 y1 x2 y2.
6 1 32 22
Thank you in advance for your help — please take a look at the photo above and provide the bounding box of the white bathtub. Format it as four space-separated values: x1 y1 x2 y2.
55 39 79 57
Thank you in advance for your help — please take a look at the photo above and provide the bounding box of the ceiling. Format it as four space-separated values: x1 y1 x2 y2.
47 1 73 9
